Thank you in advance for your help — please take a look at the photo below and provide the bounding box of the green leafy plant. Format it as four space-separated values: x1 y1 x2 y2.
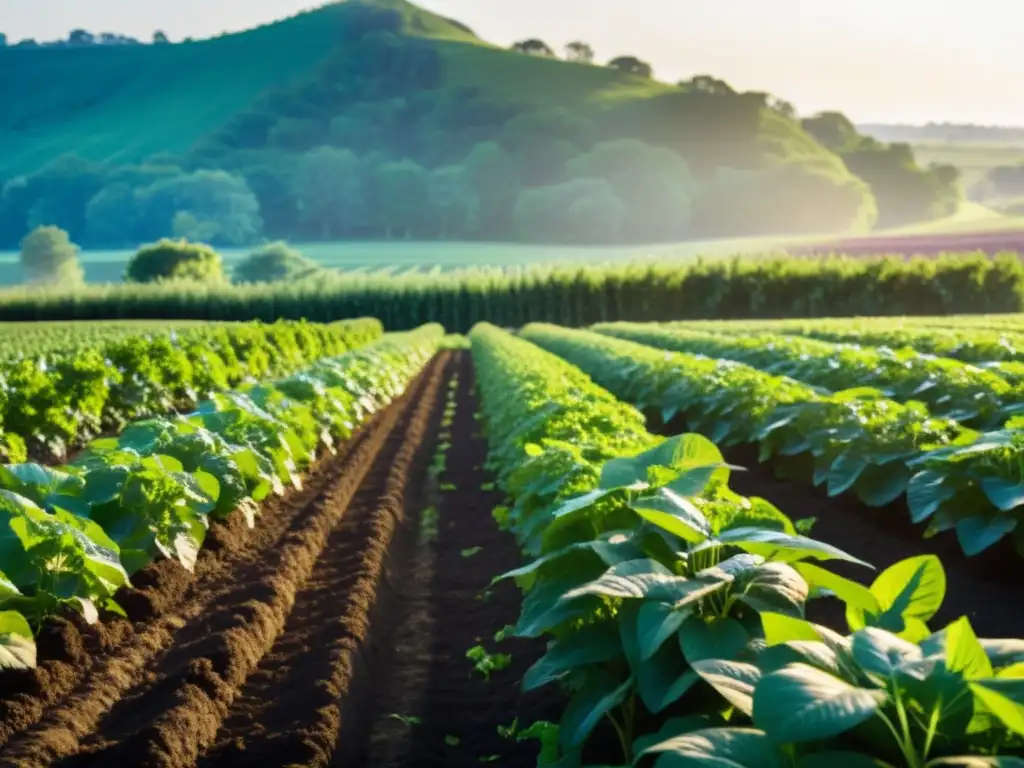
467 644 513 680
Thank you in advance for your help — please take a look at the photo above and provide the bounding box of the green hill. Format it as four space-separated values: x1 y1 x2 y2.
0 2 475 178
0 0 958 253
0 0 814 178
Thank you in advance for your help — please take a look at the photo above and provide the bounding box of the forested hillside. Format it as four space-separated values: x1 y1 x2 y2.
0 0 960 248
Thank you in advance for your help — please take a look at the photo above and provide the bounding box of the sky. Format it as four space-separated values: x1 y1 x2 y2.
3 0 1018 125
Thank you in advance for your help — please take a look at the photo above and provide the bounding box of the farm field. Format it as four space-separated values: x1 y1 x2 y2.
911 140 1024 191
1 315 1024 765
0 241 722 286
3 210 1024 287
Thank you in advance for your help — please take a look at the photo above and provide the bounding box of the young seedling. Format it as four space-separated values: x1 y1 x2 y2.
466 644 512 680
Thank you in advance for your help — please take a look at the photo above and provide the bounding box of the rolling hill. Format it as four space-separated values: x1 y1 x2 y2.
0 0 824 179
1 0 972 255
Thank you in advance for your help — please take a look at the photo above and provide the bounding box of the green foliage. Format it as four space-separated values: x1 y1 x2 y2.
597 324 1015 426
0 322 441 669
233 241 318 284
471 322 1024 766
802 112 962 227
0 318 382 461
514 178 626 243
0 254 1019 330
469 323 872 762
126 239 226 283
520 324 975 543
19 225 84 286
694 158 878 236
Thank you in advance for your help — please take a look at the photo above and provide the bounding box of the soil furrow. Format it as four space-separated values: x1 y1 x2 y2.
196 351 452 768
0 355 448 768
0 420 380 750
361 353 557 768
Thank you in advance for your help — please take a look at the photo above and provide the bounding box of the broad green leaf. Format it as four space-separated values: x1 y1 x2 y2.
827 455 868 497
691 659 762 716
850 555 945 637
637 601 690 660
982 639 1024 670
0 571 21 599
946 617 993 680
761 613 823 646
851 627 922 679
559 669 634 749
980 477 1024 513
620 602 700 713
956 515 1018 556
855 463 911 508
0 610 36 670
694 527 870 567
632 488 710 544
679 617 750 664
523 624 622 691
969 680 1024 736
632 716 725 758
906 470 954 523
599 434 724 489
518 579 601 638
753 664 886 742
564 560 728 607
637 727 781 768
794 563 879 615
736 562 808 617
929 759 1024 768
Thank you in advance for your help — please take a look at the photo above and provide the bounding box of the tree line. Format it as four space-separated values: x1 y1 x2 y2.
0 29 172 48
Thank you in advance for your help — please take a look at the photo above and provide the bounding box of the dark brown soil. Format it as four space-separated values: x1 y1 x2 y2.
0 353 452 768
657 413 1024 638
359 353 557 768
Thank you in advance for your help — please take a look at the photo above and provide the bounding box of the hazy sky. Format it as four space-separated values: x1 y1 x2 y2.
4 0 1016 125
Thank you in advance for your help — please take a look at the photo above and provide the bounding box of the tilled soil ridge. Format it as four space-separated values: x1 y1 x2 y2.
0 353 450 768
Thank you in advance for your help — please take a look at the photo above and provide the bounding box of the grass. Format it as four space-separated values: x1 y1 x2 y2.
0 12 346 178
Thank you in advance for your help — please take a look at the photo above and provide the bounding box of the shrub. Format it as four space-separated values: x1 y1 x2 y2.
233 241 318 283
19 225 85 286
126 239 225 283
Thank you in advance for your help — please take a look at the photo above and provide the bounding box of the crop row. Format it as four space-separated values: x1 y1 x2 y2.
0 319 237 360
594 322 1021 427
469 323 1024 766
0 318 382 463
661 316 1024 372
0 324 443 672
522 323 1024 559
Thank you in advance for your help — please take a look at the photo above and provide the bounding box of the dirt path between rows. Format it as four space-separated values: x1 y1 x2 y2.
359 352 556 768
0 352 451 768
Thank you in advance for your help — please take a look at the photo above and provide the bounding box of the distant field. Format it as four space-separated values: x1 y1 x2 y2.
913 140 1024 190
0 239 791 286
4 216 1024 286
